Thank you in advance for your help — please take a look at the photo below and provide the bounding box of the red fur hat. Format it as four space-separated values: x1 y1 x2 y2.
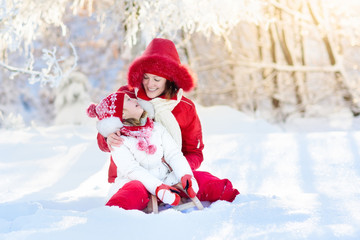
127 38 197 92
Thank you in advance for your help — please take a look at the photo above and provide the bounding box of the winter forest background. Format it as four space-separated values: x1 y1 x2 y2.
1 0 360 127
2 1 360 239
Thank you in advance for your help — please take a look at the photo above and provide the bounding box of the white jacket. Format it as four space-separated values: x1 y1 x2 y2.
108 122 193 197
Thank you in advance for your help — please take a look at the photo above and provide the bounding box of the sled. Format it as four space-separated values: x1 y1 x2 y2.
144 183 204 214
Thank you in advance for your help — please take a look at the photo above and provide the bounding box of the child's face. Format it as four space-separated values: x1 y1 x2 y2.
142 73 167 99
122 94 144 120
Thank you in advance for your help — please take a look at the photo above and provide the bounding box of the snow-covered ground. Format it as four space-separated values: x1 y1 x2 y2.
1 105 360 240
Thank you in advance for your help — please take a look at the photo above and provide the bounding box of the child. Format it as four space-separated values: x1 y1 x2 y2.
87 91 198 210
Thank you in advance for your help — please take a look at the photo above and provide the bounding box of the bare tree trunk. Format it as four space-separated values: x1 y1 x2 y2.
298 0 309 109
224 35 242 110
274 5 303 113
257 25 264 79
268 23 280 109
181 31 203 104
307 0 354 108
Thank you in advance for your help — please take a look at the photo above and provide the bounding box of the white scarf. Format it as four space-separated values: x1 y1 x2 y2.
135 88 183 148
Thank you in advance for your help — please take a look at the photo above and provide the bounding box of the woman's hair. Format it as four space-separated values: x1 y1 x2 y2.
163 80 179 99
122 111 148 126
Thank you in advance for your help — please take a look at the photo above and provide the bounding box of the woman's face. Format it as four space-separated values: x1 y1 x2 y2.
142 73 167 99
122 94 144 120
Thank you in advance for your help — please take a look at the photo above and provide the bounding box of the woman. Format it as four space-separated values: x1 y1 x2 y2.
97 38 239 203
88 91 199 209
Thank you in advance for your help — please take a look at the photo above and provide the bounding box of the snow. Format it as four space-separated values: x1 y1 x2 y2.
1 105 360 240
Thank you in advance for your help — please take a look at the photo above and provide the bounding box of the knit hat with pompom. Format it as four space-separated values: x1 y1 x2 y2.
87 91 125 137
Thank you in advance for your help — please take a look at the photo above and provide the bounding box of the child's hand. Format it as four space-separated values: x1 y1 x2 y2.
106 131 123 151
156 184 181 206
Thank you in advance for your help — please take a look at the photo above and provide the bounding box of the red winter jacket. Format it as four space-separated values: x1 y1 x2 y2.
97 85 204 183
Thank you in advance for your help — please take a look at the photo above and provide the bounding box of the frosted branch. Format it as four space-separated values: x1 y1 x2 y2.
0 42 78 87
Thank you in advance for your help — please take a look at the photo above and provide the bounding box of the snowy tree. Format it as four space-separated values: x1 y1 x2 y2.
183 0 360 121
0 0 77 87
54 71 94 125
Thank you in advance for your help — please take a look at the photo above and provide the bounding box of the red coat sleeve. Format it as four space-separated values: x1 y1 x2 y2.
174 98 204 170
182 112 204 170
97 133 110 152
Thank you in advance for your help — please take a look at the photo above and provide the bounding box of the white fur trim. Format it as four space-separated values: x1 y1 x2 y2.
96 117 123 137
137 99 155 119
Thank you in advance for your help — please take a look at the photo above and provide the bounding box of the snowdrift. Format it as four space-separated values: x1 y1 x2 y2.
1 105 360 240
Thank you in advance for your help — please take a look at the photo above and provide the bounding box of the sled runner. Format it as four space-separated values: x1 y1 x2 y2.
144 183 204 214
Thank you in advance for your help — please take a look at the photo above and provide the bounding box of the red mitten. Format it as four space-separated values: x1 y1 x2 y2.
156 184 181 206
181 174 198 198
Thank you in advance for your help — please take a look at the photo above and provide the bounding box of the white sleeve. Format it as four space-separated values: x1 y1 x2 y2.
111 145 162 195
159 124 193 180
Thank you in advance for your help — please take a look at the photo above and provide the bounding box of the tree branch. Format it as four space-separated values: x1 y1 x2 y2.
0 43 78 87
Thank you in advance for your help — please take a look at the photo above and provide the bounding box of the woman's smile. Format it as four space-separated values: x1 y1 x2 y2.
142 73 167 98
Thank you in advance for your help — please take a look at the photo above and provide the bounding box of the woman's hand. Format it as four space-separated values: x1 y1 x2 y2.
106 131 124 151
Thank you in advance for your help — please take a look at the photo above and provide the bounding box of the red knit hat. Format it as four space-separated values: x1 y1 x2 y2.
87 92 125 137
128 38 196 92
